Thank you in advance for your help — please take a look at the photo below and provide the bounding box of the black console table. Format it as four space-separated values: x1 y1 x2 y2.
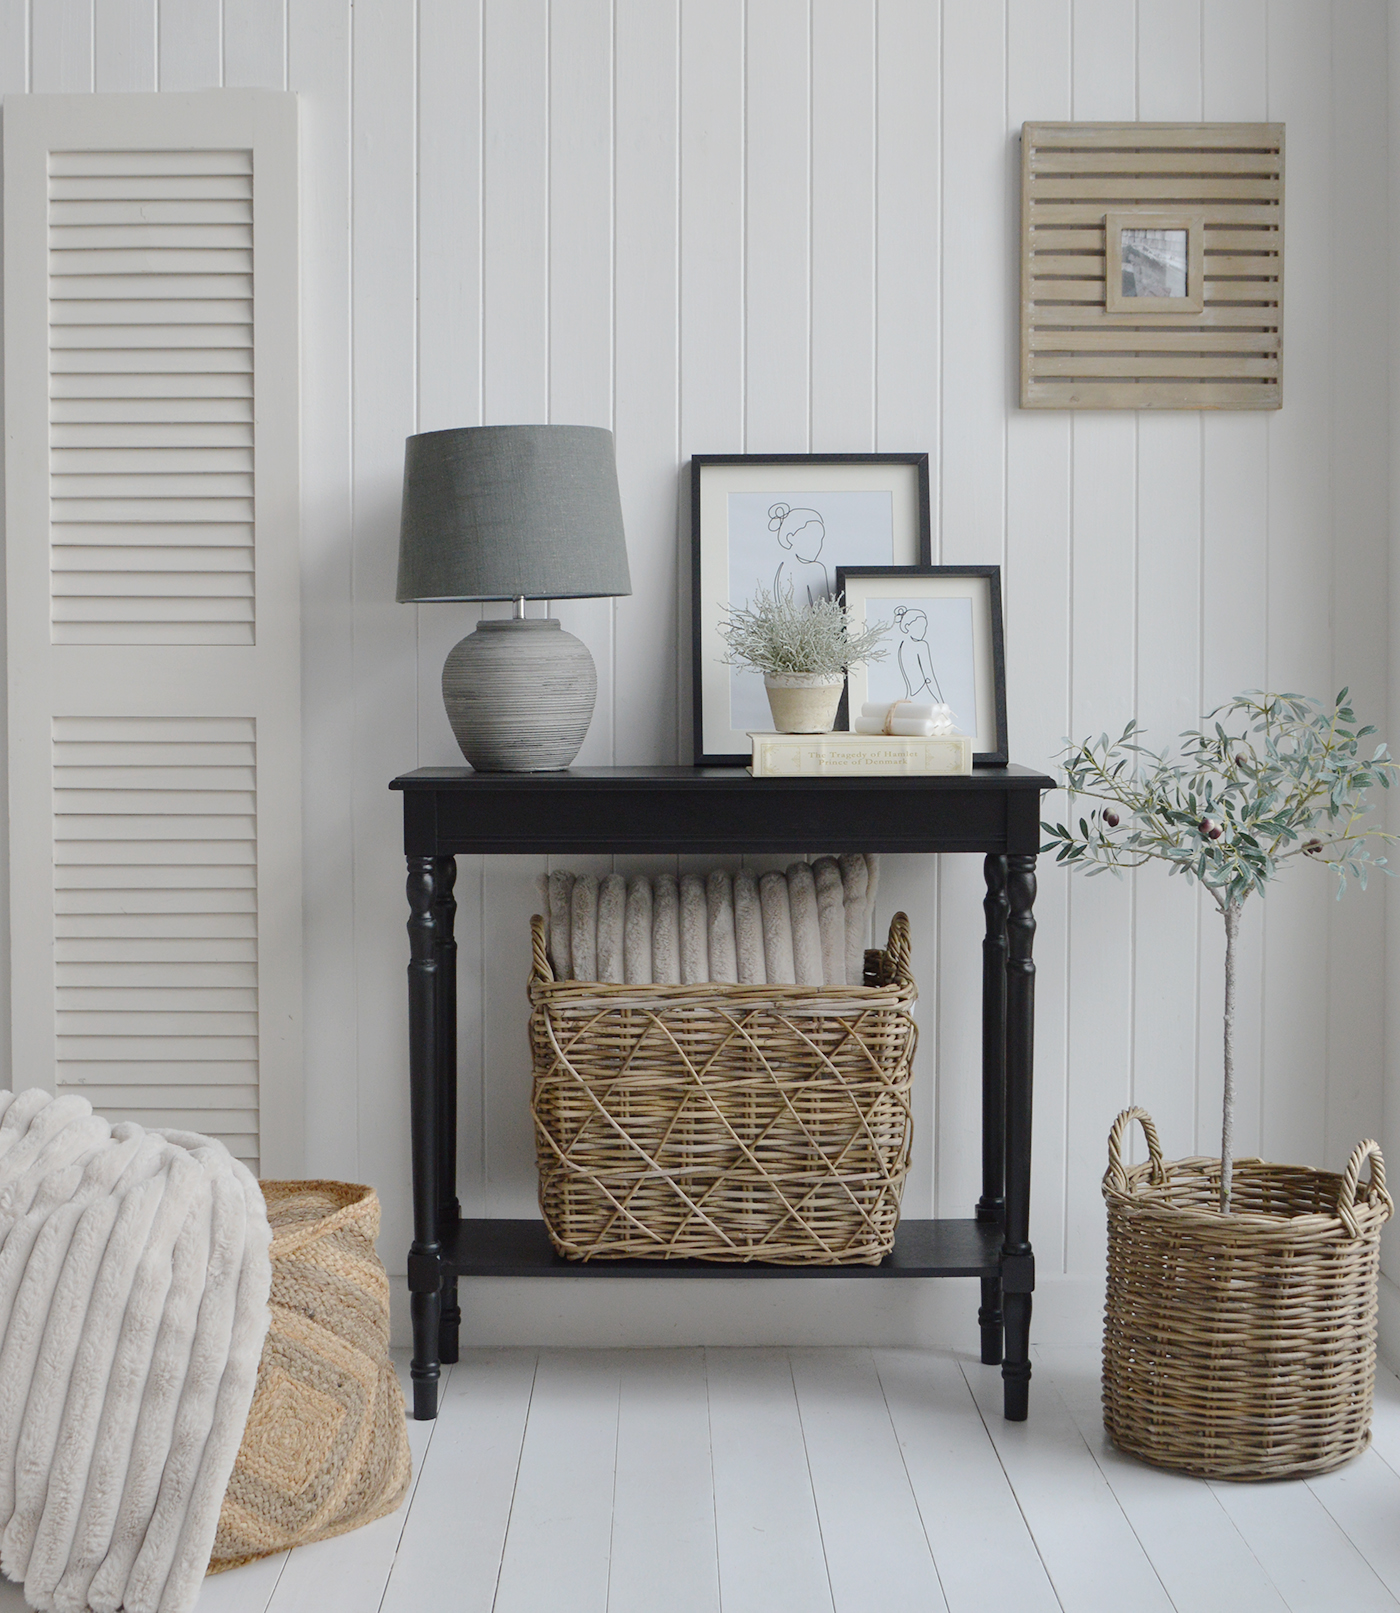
390 764 1052 1422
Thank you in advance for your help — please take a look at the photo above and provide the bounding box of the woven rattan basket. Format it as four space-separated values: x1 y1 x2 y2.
529 910 918 1264
1102 1107 1394 1480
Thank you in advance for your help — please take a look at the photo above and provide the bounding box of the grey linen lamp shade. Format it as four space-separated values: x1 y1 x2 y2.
395 423 632 603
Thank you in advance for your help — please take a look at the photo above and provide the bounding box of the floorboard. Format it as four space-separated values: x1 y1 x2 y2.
490 1350 621 1613
963 1357 1177 1613
379 1350 537 1613
1039 1345 1290 1613
707 1347 836 1613
607 1349 720 1613
790 1348 949 1613
874 1348 1060 1613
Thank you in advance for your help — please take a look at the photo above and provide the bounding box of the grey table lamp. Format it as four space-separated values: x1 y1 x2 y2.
396 424 632 771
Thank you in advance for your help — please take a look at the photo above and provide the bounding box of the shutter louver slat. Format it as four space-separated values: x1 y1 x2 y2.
48 150 255 647
53 714 258 1167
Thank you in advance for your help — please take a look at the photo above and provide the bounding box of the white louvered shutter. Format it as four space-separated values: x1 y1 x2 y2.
3 91 302 1176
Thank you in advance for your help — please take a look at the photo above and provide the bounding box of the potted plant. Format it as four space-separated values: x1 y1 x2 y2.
717 585 889 734
1044 689 1397 1478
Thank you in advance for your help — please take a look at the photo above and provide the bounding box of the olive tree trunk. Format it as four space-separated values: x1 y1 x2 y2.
1220 898 1241 1213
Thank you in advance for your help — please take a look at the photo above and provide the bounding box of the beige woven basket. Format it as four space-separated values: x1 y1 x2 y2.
210 1182 411 1571
1102 1107 1394 1480
529 910 918 1264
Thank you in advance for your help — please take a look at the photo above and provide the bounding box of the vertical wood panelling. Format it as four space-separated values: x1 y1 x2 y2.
1131 3 1203 1167
31 0 93 92
873 0 943 1219
1262 0 1333 1169
809 0 874 451
1326 1 1389 1168
288 0 354 1185
223 0 285 89
548 0 614 768
349 0 419 1264
3 0 1390 1345
417 0 485 1212
158 0 221 90
744 0 809 451
93 0 153 90
936 0 1008 1223
612 0 680 765
1006 0 1072 1271
1198 0 1269 1162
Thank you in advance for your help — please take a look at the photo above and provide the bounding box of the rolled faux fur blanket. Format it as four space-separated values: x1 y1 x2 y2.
623 877 653 985
0 1091 270 1613
733 871 766 985
839 853 870 986
705 871 738 985
786 862 824 986
570 874 599 984
758 871 796 985
596 874 626 985
812 857 847 987
547 871 575 980
652 875 680 985
679 875 709 985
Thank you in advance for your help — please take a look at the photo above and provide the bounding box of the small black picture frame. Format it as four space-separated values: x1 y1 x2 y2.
690 452 932 765
835 564 1008 767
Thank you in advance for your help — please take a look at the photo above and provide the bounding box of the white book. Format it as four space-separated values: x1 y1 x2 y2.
747 731 974 777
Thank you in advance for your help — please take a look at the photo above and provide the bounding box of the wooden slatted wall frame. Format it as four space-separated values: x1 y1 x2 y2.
1020 122 1284 410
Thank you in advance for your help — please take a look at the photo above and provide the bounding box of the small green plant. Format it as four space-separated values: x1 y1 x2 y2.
1043 689 1397 1211
717 585 889 677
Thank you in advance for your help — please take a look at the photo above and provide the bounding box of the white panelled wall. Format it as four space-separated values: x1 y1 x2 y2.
1 0 1397 1352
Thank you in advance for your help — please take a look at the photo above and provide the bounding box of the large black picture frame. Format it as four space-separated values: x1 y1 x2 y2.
690 452 932 765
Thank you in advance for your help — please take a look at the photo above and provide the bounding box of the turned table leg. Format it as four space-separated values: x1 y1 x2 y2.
432 858 461 1365
407 857 446 1419
1001 853 1037 1421
978 854 1009 1366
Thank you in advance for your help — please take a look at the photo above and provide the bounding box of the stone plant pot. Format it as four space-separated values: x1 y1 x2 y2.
763 672 844 734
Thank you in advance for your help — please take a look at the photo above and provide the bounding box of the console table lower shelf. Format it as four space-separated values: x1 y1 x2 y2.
443 1216 1002 1277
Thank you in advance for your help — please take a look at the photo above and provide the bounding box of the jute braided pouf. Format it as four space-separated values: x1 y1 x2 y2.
209 1182 411 1570
1102 1108 1394 1481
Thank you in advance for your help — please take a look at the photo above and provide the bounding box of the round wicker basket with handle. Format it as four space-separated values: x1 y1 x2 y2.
1102 1107 1394 1480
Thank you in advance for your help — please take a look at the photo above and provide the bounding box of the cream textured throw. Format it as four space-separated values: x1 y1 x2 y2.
0 1089 271 1613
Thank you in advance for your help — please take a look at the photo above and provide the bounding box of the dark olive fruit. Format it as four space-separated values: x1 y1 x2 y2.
1103 810 1120 828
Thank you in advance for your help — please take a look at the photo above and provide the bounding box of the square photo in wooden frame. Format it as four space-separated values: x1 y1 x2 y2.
691 453 931 765
1104 210 1204 315
836 566 1007 767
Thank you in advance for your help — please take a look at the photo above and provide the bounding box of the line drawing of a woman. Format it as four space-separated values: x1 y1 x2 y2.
893 606 946 704
768 503 831 606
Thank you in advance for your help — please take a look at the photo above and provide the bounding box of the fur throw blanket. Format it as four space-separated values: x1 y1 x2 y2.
0 1089 271 1613
538 853 881 986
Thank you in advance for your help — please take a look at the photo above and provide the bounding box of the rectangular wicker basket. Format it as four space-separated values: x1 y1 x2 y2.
529 911 918 1264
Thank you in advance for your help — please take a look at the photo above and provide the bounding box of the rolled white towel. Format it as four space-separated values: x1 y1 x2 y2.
733 871 766 984
706 871 738 985
680 874 708 985
812 857 847 987
758 871 796 985
624 877 653 985
652 875 680 984
543 872 574 978
786 862 823 986
596 874 626 984
838 853 869 985
570 874 599 982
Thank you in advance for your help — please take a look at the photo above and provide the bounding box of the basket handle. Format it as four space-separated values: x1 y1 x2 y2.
530 914 555 985
1338 1139 1394 1237
1104 1107 1167 1195
882 911 913 986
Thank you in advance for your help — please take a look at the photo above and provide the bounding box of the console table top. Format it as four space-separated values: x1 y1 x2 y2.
391 762 1054 791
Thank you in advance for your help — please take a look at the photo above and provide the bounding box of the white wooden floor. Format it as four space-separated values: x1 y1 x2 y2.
6 1345 1400 1613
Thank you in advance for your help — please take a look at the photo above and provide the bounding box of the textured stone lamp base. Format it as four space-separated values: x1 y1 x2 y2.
442 618 597 771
